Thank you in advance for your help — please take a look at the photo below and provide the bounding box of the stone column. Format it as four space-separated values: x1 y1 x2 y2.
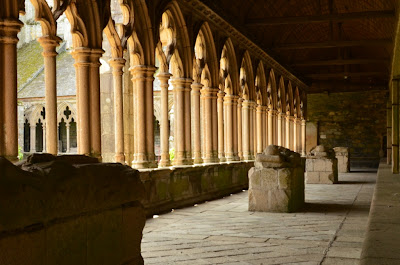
262 106 267 150
109 58 126 163
256 105 263 153
145 67 157 165
224 94 234 160
237 98 243 160
249 102 255 158
218 91 225 161
242 100 251 160
232 96 239 160
392 79 399 173
30 125 36 153
43 124 47 152
0 19 23 161
184 79 193 164
38 36 61 155
191 82 203 164
285 112 291 149
267 108 273 146
212 90 218 160
201 87 217 163
171 78 191 165
158 72 172 167
66 123 70 153
89 50 103 160
72 48 91 156
301 119 306 156
387 99 392 164
293 117 298 152
277 112 283 146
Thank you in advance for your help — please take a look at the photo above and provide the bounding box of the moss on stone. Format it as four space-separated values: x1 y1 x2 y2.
17 41 44 88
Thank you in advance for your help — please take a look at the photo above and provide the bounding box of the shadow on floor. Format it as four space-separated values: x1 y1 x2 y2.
337 180 375 184
301 202 352 214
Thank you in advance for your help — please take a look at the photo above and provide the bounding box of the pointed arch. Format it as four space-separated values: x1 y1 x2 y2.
30 0 57 37
267 69 278 110
220 38 239 96
160 1 192 78
287 81 294 115
294 87 301 118
255 61 267 106
278 76 286 114
240 51 255 101
132 0 154 65
127 31 145 66
193 22 219 88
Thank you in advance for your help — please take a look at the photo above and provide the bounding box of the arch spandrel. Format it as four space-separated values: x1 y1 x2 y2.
294 87 301 118
132 0 154 65
267 69 278 110
287 81 294 116
29 0 57 37
255 61 267 106
240 51 255 101
278 76 286 114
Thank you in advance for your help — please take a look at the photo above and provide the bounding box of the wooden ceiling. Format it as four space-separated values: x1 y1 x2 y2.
202 0 398 93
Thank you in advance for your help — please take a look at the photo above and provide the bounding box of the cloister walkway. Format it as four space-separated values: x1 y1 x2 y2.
142 171 376 265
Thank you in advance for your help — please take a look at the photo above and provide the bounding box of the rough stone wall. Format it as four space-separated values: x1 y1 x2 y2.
307 91 388 168
0 155 146 265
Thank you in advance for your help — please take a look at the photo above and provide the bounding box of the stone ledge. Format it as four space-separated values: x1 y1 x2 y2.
360 162 400 265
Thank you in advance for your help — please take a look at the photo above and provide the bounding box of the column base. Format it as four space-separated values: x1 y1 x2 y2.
132 160 158 169
115 154 126 164
172 158 193 166
219 155 226 162
4 155 18 163
203 157 219 164
159 159 171 167
193 155 203 164
91 152 102 162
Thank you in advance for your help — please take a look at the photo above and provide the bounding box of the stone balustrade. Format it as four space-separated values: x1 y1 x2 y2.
248 145 305 213
0 154 146 265
306 145 338 184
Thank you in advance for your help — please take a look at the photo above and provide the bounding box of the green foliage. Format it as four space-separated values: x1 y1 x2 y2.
169 148 175 161
18 146 24 161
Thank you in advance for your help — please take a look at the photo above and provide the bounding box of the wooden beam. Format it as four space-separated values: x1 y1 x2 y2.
292 58 389 67
306 71 389 79
246 10 395 26
308 81 388 93
274 39 392 50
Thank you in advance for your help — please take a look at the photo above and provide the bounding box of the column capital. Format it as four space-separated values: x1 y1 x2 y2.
38 36 62 57
0 19 23 44
191 82 203 92
109 58 126 71
301 119 306 125
157 72 172 81
170 77 193 91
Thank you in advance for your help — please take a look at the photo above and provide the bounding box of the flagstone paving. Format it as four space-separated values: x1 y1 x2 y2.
142 171 376 265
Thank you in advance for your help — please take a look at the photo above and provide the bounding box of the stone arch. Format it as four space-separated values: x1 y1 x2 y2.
159 1 192 78
255 61 267 106
201 64 211 88
286 81 294 116
127 31 145 66
30 104 45 125
294 87 301 118
278 76 286 114
267 69 278 110
29 0 58 38
57 102 77 124
155 42 169 73
220 38 239 96
240 51 255 101
170 51 184 78
193 22 218 88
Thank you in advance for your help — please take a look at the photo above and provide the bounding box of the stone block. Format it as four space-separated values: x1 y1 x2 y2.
305 159 314 171
334 146 350 173
306 145 338 184
305 171 320 184
314 159 326 171
248 145 304 213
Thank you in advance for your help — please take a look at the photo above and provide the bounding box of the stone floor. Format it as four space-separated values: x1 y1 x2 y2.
142 171 376 265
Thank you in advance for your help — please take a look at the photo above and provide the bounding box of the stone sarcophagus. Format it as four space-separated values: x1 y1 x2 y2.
248 145 305 213
333 147 350 173
306 145 338 184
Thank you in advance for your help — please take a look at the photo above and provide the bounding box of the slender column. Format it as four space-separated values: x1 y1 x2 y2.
262 106 267 150
286 112 291 149
281 112 286 147
89 50 103 160
249 102 254 158
224 94 234 160
184 80 193 164
387 99 392 164
256 105 263 153
232 96 239 160
301 119 306 156
237 98 243 160
201 87 217 163
191 82 203 164
109 58 126 163
38 37 61 155
158 73 172 167
146 67 157 166
242 100 251 160
0 20 23 161
212 90 218 160
30 125 36 153
277 112 282 146
66 123 71 153
171 78 190 165
251 102 256 158
43 124 47 152
218 91 225 161
392 79 399 173
293 117 298 152
72 48 91 156
267 108 273 146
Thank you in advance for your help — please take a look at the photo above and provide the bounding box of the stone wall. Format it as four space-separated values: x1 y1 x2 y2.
139 162 253 216
307 91 388 168
0 155 146 265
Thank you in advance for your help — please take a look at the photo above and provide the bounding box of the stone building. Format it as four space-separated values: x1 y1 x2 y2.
1 0 400 264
